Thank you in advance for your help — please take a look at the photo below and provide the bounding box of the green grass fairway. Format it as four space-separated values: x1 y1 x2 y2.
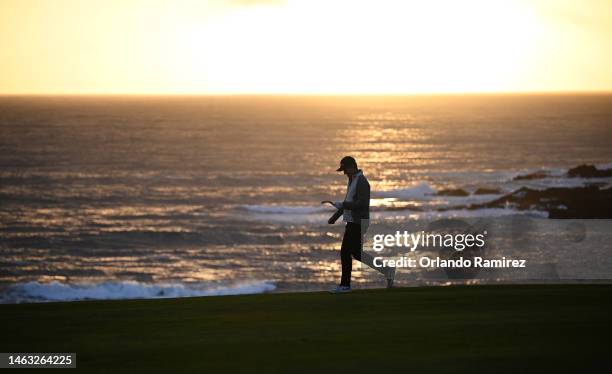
1 285 611 373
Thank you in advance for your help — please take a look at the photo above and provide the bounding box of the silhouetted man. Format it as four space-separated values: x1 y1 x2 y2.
329 156 395 293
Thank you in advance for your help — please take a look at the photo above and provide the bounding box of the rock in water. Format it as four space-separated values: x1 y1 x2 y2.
470 186 612 219
474 188 501 195
567 164 612 178
435 188 469 197
513 171 549 181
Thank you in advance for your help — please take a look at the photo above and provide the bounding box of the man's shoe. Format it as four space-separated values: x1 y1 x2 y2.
329 285 351 293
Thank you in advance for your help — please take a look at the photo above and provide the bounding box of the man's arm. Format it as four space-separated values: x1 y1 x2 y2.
342 177 370 210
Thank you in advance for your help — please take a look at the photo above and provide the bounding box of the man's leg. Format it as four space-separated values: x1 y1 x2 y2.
360 251 396 281
354 220 396 286
351 223 363 262
340 223 361 287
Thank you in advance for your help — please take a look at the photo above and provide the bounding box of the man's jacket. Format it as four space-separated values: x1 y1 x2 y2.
341 170 370 222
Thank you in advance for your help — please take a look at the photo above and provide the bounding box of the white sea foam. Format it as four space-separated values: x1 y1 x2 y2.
510 167 566 180
595 162 612 170
240 204 331 224
238 181 540 224
374 183 505 206
1 280 276 303
372 208 548 220
511 176 612 190
375 182 436 200
430 194 505 206
244 206 548 224
508 165 612 186
242 205 328 214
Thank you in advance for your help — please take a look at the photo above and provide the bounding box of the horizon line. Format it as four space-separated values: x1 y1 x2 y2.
1 90 612 97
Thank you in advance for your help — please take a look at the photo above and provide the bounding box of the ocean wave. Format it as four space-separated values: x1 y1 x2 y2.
376 208 549 220
430 194 505 206
507 176 612 191
243 205 547 224
509 165 612 184
514 167 567 179
0 280 276 303
238 189 539 224
374 183 506 205
375 182 436 200
241 205 329 214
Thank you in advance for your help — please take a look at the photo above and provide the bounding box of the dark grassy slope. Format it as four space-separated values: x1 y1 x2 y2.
1 285 611 373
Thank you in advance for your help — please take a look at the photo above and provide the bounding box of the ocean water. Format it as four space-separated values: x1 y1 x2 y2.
1 95 612 302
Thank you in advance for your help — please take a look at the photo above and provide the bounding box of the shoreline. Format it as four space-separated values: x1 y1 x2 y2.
2 279 612 305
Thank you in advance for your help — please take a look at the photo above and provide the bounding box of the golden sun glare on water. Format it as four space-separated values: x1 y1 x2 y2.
0 0 611 94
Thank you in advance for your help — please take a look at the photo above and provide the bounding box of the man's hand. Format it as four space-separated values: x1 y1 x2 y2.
320 200 343 210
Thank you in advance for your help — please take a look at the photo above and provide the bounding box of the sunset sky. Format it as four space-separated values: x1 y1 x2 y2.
1 0 611 94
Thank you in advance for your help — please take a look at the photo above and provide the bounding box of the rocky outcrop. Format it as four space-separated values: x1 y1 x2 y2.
474 188 501 195
567 164 612 178
469 185 612 218
435 188 469 197
513 171 549 181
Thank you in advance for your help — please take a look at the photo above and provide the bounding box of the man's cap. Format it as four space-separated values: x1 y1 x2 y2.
336 156 357 172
